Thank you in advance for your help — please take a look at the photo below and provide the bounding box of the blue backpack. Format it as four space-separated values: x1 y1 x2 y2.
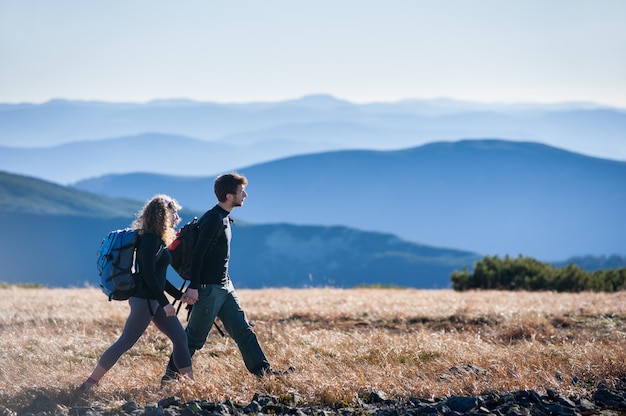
96 228 142 300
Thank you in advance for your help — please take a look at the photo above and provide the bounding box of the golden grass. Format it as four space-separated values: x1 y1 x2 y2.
1 287 626 411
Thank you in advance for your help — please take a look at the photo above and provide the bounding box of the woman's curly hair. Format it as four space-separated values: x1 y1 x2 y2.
131 194 182 246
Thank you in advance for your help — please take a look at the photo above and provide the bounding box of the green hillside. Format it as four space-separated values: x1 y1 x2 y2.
0 171 142 217
0 171 480 288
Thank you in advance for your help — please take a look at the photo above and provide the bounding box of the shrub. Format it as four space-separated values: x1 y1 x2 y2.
452 255 626 292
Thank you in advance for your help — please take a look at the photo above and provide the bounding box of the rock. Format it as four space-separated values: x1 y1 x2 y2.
0 406 17 416
512 389 542 405
121 401 139 413
21 394 63 414
67 405 100 416
242 401 261 414
446 395 478 413
251 392 277 406
180 401 202 415
10 386 626 416
143 403 164 416
593 388 626 409
556 395 577 408
577 397 597 411
365 389 388 403
158 396 182 408
163 408 180 416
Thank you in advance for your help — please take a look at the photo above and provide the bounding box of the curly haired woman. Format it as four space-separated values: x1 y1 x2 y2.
81 194 194 389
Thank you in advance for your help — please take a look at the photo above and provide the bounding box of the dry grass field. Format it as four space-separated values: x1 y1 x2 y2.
1 287 626 411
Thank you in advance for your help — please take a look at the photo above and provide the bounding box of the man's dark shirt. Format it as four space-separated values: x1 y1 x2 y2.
189 204 231 289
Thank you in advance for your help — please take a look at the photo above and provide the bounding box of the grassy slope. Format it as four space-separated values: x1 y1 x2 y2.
1 287 625 412
0 170 141 217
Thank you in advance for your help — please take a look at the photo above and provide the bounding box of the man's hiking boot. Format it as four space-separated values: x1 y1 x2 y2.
160 373 178 388
256 365 296 378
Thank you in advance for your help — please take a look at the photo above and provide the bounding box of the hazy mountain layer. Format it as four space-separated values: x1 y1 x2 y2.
74 140 626 261
0 172 478 288
1 96 624 184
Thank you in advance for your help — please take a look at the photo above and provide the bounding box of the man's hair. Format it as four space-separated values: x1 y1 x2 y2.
214 172 248 202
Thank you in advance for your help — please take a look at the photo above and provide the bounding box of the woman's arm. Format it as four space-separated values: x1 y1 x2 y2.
139 232 170 307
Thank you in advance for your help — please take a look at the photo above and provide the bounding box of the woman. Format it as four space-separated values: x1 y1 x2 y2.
81 194 193 389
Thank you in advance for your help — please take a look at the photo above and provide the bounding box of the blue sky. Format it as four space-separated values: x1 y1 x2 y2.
1 0 625 107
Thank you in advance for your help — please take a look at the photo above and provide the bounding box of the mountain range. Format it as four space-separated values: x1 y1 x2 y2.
0 171 479 289
1 96 624 284
73 139 626 261
1 96 624 184
1 168 622 290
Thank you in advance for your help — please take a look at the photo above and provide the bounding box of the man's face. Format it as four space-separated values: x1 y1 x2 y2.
230 185 248 207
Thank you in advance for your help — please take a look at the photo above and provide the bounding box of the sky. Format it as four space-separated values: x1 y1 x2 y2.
1 0 626 108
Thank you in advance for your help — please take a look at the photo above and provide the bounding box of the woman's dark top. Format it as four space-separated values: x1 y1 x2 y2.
133 231 182 307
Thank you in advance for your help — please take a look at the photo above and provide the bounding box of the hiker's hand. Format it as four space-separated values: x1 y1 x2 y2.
182 288 199 305
164 304 176 317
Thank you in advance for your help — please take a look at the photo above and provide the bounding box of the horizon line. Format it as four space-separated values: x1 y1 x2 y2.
1 93 624 110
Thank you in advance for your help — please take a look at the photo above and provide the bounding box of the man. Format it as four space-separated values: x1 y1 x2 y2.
163 172 293 382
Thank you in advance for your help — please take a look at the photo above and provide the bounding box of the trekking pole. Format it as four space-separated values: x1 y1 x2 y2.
173 280 187 315
213 321 226 337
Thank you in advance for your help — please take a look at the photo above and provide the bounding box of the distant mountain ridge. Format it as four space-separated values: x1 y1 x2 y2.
2 95 620 146
0 132 334 184
0 96 624 184
1 170 622 289
0 171 478 289
74 139 626 261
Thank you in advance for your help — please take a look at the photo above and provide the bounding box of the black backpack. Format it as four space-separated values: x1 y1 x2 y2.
168 215 228 335
168 217 199 280
169 214 232 280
